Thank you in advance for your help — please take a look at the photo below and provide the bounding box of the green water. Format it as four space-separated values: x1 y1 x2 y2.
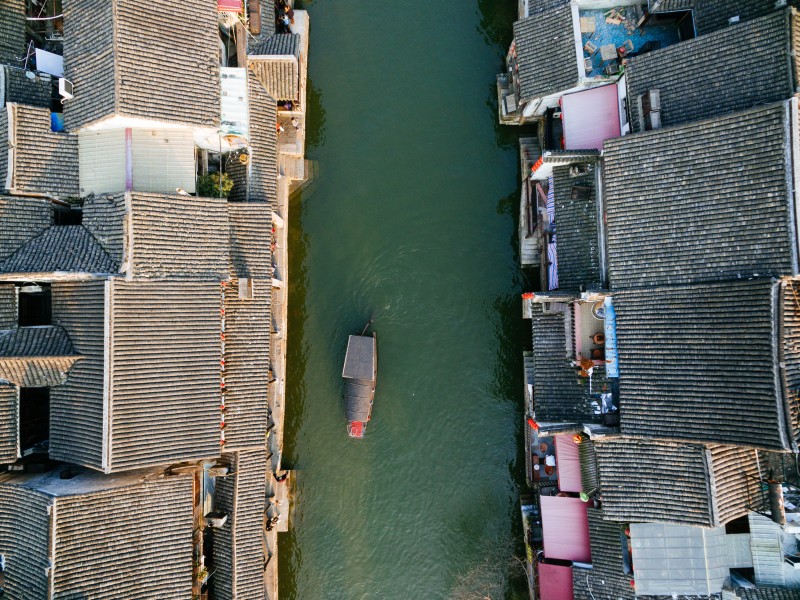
280 2 530 598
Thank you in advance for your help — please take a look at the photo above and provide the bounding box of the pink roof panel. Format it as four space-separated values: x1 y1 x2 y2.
541 495 591 562
561 83 622 151
555 434 583 493
538 563 574 600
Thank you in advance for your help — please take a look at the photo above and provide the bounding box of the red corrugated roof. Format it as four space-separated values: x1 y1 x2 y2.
541 495 591 562
555 434 582 493
538 563 574 600
218 0 243 12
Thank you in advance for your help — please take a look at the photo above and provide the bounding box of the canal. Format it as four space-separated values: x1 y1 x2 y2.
280 1 530 598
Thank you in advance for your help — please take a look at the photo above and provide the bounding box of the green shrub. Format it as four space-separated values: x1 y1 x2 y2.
197 172 234 198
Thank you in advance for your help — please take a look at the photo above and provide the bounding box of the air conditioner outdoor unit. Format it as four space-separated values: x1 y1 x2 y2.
58 78 73 100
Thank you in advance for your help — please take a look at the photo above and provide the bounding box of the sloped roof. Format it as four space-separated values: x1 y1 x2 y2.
0 0 24 64
687 0 782 35
513 3 578 102
127 192 229 279
615 279 793 450
0 225 117 275
571 508 633 600
246 73 279 202
1 104 79 198
603 103 796 290
49 281 106 470
530 302 604 424
594 437 763 527
0 468 194 599
0 326 80 387
626 10 796 133
105 279 221 471
253 33 301 56
0 196 52 263
63 0 220 130
0 384 17 463
228 203 273 279
723 587 800 600
551 165 602 292
212 449 269 599
249 50 300 102
221 281 270 448
1 66 52 108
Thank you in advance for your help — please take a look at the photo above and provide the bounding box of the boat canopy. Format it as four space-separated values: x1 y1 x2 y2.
342 335 375 382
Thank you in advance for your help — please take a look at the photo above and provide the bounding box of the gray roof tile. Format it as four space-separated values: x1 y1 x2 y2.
253 33 300 57
626 10 796 133
551 165 602 292
1 104 79 198
0 225 117 275
0 0 24 65
0 326 80 387
604 102 796 290
0 196 53 263
531 302 605 424
615 279 793 450
63 0 221 130
595 437 764 527
513 3 577 102
0 384 17 463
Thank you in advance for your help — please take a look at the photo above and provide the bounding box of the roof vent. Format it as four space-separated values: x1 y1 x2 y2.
639 90 662 131
238 278 254 300
728 15 740 25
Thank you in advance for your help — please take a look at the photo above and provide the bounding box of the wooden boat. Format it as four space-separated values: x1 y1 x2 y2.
342 326 377 438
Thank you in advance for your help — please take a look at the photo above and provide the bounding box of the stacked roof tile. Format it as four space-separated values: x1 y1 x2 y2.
63 0 221 130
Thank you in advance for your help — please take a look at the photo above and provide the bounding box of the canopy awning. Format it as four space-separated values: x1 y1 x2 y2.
538 563 574 600
541 495 591 562
554 434 582 493
561 83 621 151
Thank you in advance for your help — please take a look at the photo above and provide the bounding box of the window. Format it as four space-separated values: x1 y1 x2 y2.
19 387 49 453
17 284 51 326
53 206 82 225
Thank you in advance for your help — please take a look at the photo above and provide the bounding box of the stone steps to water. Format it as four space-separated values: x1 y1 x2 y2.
519 137 541 182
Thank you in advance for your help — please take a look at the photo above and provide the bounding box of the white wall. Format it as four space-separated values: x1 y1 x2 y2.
79 128 196 196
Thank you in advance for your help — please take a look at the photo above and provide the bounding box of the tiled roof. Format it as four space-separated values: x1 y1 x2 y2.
82 192 127 266
0 0 24 64
594 437 763 527
0 285 13 329
105 279 221 472
212 449 269 599
246 74 279 202
626 10 796 133
63 0 221 130
0 326 80 387
0 469 194 598
249 51 300 102
513 3 577 102
0 225 117 275
1 66 52 108
0 484 51 598
0 104 79 198
688 0 782 35
723 587 800 600
571 508 634 600
551 165 602 292
530 302 604 424
0 196 52 263
615 279 793 450
253 33 301 56
222 281 270 448
128 192 229 279
0 384 17 463
603 103 796 290
229 203 273 279
49 281 106 470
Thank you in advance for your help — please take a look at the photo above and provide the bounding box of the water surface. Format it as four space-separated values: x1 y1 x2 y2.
280 2 530 598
